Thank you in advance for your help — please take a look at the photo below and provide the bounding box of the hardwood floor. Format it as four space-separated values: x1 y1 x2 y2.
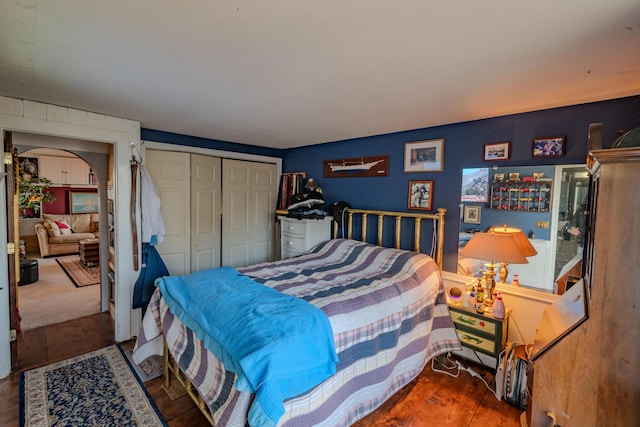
0 313 523 426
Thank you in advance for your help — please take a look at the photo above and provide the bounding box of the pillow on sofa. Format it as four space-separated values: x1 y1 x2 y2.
55 220 73 236
44 220 61 237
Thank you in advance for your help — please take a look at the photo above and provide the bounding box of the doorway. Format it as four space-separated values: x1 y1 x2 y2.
17 148 104 331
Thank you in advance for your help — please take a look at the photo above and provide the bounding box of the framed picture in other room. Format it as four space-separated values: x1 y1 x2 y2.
532 136 566 158
70 192 99 214
404 139 444 172
483 141 511 161
463 205 481 224
408 180 433 211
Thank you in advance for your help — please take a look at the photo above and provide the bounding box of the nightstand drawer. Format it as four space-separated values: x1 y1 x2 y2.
450 311 497 336
455 329 495 354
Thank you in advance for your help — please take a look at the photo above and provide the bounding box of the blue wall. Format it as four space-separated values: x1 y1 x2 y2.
282 96 640 272
141 97 640 273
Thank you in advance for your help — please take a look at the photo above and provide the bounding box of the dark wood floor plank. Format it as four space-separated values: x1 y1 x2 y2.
1 312 522 427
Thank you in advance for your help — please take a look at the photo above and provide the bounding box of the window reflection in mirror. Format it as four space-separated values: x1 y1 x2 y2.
458 164 588 294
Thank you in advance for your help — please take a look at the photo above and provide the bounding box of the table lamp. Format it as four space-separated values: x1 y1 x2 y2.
459 231 528 305
489 225 537 283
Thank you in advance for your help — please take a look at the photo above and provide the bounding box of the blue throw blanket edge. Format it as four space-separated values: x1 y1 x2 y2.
156 267 338 427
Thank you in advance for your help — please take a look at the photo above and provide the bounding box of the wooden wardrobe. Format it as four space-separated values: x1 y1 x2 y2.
528 147 640 426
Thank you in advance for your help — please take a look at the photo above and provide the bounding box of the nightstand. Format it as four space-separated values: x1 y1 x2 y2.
279 216 332 259
448 304 511 365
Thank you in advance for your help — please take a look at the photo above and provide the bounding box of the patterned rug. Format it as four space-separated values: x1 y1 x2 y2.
56 255 100 287
20 345 167 427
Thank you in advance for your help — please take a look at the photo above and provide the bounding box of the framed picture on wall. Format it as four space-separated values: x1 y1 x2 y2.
463 205 481 224
404 139 444 172
532 136 566 158
483 141 511 161
408 180 433 211
70 192 99 214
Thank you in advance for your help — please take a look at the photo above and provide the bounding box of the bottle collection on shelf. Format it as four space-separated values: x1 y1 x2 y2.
457 278 505 319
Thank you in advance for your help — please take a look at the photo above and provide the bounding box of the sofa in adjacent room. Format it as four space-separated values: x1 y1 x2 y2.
34 213 99 257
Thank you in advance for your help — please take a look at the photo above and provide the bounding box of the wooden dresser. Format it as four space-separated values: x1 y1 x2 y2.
527 147 640 426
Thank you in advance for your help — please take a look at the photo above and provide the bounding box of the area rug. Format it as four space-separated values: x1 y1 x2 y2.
56 255 100 287
20 345 167 427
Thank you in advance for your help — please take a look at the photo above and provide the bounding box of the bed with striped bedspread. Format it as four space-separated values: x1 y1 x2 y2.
133 238 461 426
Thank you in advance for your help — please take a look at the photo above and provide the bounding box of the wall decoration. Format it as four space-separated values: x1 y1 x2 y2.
404 139 444 172
463 205 481 224
532 136 566 158
323 155 389 178
19 157 39 181
461 168 489 202
70 192 99 214
408 180 433 211
483 141 511 161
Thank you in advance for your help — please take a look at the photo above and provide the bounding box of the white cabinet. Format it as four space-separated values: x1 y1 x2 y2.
40 156 91 186
279 216 332 259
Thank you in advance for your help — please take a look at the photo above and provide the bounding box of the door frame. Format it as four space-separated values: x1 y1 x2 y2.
0 97 140 378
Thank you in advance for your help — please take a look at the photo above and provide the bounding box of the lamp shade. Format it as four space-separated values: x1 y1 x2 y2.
490 225 537 257
305 178 318 190
459 232 529 264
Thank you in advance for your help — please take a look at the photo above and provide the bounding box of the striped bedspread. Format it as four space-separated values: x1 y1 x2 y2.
133 238 461 426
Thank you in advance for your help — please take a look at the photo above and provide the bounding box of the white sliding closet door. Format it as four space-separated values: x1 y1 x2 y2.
145 150 191 275
147 150 277 273
222 159 277 267
191 154 222 271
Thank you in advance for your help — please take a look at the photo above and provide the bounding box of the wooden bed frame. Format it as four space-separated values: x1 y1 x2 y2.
162 207 447 425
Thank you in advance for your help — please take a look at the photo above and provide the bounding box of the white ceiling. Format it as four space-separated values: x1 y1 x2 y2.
1 1 639 149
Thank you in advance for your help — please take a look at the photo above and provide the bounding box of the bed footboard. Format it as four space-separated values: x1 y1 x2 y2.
163 340 215 425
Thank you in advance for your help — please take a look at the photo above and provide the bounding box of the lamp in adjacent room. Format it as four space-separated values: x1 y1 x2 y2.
489 225 537 284
459 231 529 305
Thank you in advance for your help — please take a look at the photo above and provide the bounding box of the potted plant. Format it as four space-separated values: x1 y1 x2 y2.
18 176 56 218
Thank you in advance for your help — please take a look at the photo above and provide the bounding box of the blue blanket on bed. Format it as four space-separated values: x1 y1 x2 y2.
156 267 338 427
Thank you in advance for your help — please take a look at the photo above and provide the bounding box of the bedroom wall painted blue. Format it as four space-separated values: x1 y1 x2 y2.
141 96 640 273
282 96 640 272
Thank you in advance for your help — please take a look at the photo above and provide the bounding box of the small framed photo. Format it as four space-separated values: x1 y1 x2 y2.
404 139 444 172
532 136 566 158
483 142 511 161
408 180 433 211
463 205 481 224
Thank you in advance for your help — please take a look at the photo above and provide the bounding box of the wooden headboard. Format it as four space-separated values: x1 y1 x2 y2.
333 208 446 269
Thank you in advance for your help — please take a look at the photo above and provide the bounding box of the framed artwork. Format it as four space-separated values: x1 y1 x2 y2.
463 205 481 224
532 136 566 158
404 139 444 172
19 157 39 180
408 180 433 211
483 142 511 161
323 155 389 178
70 192 99 214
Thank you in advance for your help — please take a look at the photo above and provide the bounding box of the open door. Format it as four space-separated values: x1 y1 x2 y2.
4 131 19 369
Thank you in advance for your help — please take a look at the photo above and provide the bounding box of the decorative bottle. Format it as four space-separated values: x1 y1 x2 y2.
469 287 476 310
512 274 520 287
462 283 471 308
493 291 506 319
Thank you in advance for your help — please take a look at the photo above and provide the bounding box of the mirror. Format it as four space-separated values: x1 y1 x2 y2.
458 164 588 294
